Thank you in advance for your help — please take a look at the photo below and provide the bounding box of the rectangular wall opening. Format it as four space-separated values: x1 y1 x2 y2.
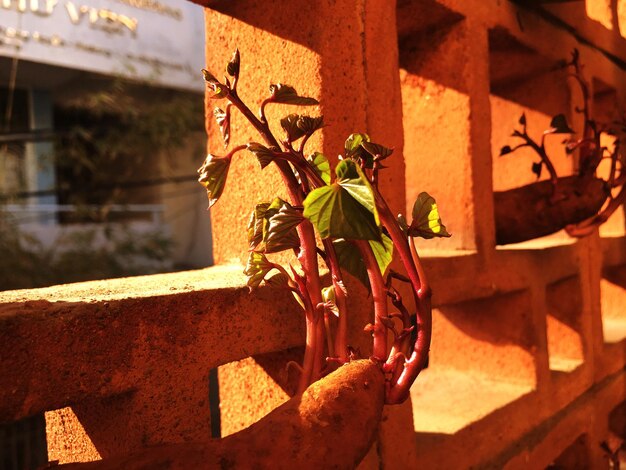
410 291 537 435
601 264 626 344
546 276 585 374
489 28 575 247
397 1 473 251
545 434 590 469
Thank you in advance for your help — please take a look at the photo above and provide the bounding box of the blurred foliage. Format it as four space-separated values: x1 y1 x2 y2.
54 80 204 206
0 213 172 291
0 79 203 290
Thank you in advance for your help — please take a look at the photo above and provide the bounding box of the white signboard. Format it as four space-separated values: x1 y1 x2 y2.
0 0 205 91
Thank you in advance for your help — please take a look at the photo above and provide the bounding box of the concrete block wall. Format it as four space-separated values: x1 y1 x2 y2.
1 0 626 469
200 0 626 468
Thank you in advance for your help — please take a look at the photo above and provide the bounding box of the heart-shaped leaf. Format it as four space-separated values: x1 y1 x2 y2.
197 154 231 208
409 192 451 239
202 69 227 99
280 114 307 142
336 160 380 227
226 49 240 77
345 133 370 158
269 84 318 106
297 115 324 134
247 142 279 169
303 160 380 240
549 114 574 134
369 233 393 276
265 199 303 253
244 251 276 289
332 234 393 288
361 142 393 159
333 238 370 287
247 202 271 250
307 152 331 185
214 106 231 147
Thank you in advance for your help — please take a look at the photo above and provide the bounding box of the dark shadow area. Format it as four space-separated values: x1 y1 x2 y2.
438 291 535 349
546 275 584 372
604 264 626 286
434 290 537 385
489 27 568 116
546 434 590 469
547 276 582 332
609 399 626 439
397 0 465 93
0 414 47 470
601 264 626 344
253 346 305 397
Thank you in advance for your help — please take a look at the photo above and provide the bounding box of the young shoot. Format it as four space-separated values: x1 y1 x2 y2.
198 50 450 404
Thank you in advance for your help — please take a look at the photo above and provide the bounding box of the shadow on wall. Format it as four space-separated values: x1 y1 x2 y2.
602 264 626 344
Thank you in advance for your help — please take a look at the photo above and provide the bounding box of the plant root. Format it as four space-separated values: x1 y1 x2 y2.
494 176 609 245
57 360 385 470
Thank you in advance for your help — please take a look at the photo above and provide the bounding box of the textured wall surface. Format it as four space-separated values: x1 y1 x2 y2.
201 1 626 468
1 0 626 469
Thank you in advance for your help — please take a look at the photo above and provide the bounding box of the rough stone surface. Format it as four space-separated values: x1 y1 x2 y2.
2 0 626 469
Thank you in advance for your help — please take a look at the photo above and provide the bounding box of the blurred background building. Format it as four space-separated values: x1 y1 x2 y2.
0 0 211 291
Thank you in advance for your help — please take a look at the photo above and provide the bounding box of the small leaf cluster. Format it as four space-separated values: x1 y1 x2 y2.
499 112 574 180
197 56 450 289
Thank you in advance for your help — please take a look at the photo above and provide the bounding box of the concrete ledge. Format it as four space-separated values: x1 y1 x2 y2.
0 265 304 423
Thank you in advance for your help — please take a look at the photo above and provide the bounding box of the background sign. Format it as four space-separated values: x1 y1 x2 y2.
0 0 205 91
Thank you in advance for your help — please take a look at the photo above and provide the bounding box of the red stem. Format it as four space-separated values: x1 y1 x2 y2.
227 90 325 391
373 190 432 403
355 240 388 361
566 184 626 237
322 239 349 363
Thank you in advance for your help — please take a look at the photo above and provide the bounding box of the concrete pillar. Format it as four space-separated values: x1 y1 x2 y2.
204 0 405 265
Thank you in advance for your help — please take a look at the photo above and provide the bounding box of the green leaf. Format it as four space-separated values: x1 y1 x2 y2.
197 154 231 208
247 198 302 254
336 160 380 227
243 251 276 289
333 238 370 287
344 133 370 158
269 84 318 106
370 233 393 276
297 115 324 134
322 285 336 303
202 69 228 99
264 199 303 253
332 236 392 287
280 114 307 142
303 185 380 240
247 142 278 169
265 272 290 288
409 192 451 239
307 152 331 185
361 142 393 159
247 202 271 250
214 106 230 147
344 133 374 168
303 160 380 241
202 69 219 85
549 114 574 134
226 49 240 77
